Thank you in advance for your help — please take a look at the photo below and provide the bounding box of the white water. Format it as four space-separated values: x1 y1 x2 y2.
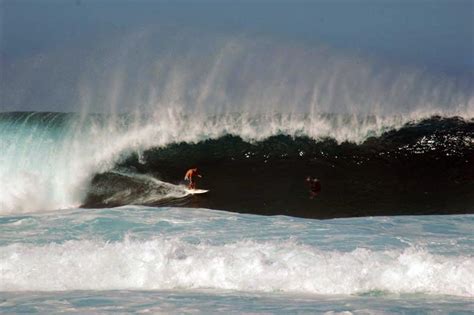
1 232 472 296
1 207 473 298
1 110 473 214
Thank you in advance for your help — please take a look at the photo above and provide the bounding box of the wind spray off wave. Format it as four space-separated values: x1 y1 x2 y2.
1 37 473 214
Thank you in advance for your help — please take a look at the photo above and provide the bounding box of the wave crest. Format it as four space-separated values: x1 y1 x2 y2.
1 112 473 214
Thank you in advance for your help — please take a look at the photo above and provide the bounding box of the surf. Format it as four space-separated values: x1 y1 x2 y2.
0 112 473 215
1 207 472 297
2 238 472 296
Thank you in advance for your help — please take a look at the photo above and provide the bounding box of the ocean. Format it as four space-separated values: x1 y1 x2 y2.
0 111 473 313
1 2 474 311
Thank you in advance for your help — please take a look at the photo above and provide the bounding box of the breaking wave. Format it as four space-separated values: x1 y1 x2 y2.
0 112 473 215
1 237 472 297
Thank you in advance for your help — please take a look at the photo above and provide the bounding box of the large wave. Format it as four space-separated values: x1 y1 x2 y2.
1 35 473 214
1 112 473 215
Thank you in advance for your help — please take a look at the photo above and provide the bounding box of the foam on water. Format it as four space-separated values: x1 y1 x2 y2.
0 207 473 297
0 237 472 296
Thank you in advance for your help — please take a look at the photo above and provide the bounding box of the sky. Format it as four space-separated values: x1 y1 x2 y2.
1 0 473 112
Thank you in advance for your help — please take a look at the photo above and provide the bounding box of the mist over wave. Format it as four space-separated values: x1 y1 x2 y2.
4 32 473 116
1 33 473 214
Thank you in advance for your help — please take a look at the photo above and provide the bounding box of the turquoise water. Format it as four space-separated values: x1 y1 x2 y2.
1 290 472 314
1 207 473 313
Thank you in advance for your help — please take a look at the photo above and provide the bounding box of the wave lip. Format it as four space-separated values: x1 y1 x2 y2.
1 112 473 215
1 238 472 297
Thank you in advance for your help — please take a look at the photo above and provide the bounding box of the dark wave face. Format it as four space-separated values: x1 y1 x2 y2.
83 117 474 219
1 111 472 218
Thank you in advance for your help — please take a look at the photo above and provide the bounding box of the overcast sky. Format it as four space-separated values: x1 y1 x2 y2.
1 0 473 111
3 0 472 69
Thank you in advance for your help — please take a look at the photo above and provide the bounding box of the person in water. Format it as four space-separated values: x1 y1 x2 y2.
306 176 321 199
184 168 202 189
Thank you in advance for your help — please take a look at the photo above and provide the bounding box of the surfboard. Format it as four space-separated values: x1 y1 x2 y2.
184 188 209 195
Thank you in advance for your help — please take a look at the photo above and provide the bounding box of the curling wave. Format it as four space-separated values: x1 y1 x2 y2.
0 111 473 215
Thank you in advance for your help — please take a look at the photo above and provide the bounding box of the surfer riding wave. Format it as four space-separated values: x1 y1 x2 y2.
184 167 202 190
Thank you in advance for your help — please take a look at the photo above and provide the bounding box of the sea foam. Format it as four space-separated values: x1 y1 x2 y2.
1 237 472 296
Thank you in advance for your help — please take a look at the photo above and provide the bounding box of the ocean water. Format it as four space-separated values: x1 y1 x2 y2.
0 110 473 313
1 207 473 313
1 112 473 218
1 4 474 311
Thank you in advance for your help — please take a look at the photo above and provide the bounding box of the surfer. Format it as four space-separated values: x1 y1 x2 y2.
184 168 202 189
306 176 321 199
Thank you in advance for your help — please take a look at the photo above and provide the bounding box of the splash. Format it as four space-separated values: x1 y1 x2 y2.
0 237 472 296
1 110 473 214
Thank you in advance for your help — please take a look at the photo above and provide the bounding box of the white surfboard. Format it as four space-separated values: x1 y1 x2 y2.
184 188 209 195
